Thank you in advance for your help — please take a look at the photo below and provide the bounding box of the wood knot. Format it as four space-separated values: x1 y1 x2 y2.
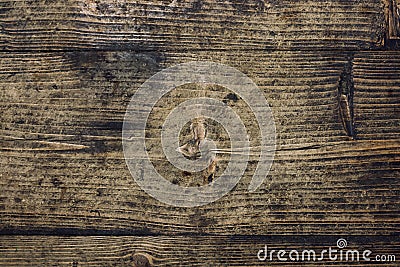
178 117 207 159
177 117 218 184
132 253 153 267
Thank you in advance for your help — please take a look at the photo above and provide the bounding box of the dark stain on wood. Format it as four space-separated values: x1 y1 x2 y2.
51 177 63 188
223 92 239 103
189 210 218 229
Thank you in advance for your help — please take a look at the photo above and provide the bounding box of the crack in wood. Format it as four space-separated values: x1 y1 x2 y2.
338 55 355 139
385 0 400 47
390 0 400 38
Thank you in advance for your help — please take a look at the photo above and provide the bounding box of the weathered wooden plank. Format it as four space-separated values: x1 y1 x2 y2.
0 0 386 51
0 50 399 235
0 235 398 266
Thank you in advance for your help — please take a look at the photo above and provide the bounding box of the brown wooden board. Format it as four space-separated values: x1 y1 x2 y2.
0 235 398 266
0 0 386 51
0 51 398 237
0 0 399 265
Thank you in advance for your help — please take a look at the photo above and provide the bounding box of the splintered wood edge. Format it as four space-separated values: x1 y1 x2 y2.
386 0 400 40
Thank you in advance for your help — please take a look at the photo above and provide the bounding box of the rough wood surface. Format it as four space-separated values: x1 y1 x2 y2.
1 51 399 236
387 0 400 40
0 235 398 266
1 0 399 265
0 0 386 51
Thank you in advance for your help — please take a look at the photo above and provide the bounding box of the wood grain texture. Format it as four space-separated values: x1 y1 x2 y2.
354 52 400 140
0 235 398 266
0 50 399 236
0 1 399 264
387 0 400 40
0 0 386 51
